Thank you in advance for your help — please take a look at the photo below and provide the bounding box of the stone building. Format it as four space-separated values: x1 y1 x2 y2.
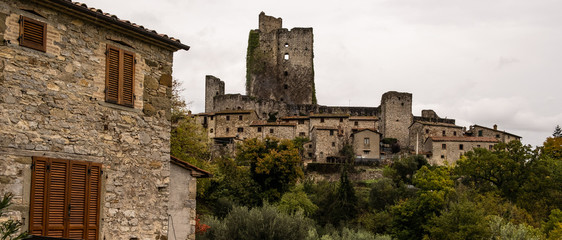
0 0 193 239
424 137 498 165
169 156 211 240
467 124 522 143
408 121 465 153
351 129 381 160
198 12 522 166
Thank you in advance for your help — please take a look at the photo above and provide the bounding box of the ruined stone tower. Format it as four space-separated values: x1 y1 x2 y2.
380 91 413 146
246 12 316 105
205 75 225 112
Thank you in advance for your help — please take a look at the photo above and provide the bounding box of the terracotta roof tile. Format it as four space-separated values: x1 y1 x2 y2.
42 0 190 50
429 136 499 142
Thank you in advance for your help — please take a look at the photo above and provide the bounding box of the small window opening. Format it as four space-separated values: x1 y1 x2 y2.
226 128 229 133
320 118 325 123
330 130 334 136
339 118 343 122
284 84 288 90
284 53 289 60
425 129 429 134
239 115 243 120
270 129 274 134
210 128 214 133
257 127 262 132
284 43 289 47
280 98 284 102
298 120 304 124
442 144 446 150
459 144 464 150
332 142 336 147
216 91 219 96
226 116 230 121
441 155 445 159
284 71 288 76
354 121 358 126
237 127 244 133
442 131 446 136
299 132 305 136
454 131 457 136
210 116 214 120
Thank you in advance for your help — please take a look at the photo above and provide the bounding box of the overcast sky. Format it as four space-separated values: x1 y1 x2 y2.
79 0 562 147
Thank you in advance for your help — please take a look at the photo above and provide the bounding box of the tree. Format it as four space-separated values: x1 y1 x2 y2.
553 125 562 138
328 166 358 226
236 138 304 202
170 117 210 167
543 136 562 159
277 184 318 217
389 155 428 184
425 198 489 240
0 193 28 240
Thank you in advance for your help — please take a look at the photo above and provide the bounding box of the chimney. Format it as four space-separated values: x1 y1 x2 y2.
493 124 497 130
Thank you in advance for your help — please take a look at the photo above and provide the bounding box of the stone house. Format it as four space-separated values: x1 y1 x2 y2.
467 124 522 143
352 129 381 160
424 136 498 165
280 115 311 138
249 121 297 140
0 0 192 239
311 126 347 163
408 121 465 153
169 156 211 240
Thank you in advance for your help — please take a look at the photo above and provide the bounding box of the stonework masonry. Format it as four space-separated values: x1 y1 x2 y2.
0 0 189 239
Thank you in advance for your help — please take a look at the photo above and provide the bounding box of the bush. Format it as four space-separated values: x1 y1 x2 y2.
0 193 28 240
200 204 315 240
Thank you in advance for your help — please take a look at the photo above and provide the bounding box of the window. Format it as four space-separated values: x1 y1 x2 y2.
226 128 229 133
299 132 305 136
239 115 243 120
425 129 429 134
237 127 244 133
442 144 446 150
298 120 304 124
339 118 343 123
226 116 230 121
257 127 262 132
210 116 214 120
442 130 446 136
489 145 493 150
363 150 370 155
270 129 274 134
210 128 213 133
106 45 135 107
332 142 336 147
477 145 481 148
459 144 464 150
284 43 289 47
478 130 483 137
19 16 47 52
453 131 457 136
284 84 288 90
495 134 500 138
364 138 370 145
330 130 334 136
441 155 445 159
354 121 358 126
30 157 102 240
284 53 289 60
320 118 325 123
284 71 288 76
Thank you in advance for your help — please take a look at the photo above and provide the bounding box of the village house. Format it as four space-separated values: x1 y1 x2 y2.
423 136 499 165
467 124 522 143
0 0 203 239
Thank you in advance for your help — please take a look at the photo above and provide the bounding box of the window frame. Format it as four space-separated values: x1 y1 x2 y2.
105 45 136 107
19 16 47 52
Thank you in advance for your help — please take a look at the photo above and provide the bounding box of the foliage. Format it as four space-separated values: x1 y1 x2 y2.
171 78 189 120
199 204 315 240
389 155 428 184
246 30 261 92
424 197 489 240
199 157 261 216
277 184 318 217
0 193 28 240
236 138 304 202
357 210 393 235
542 137 562 159
381 138 397 145
170 117 210 168
369 178 399 211
488 215 544 240
328 167 359 226
317 227 389 240
543 209 562 239
553 125 562 138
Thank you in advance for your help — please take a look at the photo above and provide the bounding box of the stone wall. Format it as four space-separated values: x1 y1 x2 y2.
212 111 258 139
380 91 412 147
0 0 177 239
246 12 315 105
205 75 224 113
311 128 345 163
468 125 521 143
425 138 496 165
408 122 464 152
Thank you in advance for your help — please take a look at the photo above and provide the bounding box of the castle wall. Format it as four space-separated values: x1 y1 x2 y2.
380 91 413 147
0 1 177 239
246 12 314 105
205 75 224 113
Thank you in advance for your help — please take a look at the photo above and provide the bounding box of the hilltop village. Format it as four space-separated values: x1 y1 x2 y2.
196 12 521 165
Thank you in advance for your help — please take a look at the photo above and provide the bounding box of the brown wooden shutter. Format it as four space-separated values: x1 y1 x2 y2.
19 16 47 52
29 157 48 236
87 163 102 240
67 161 88 239
122 51 135 107
106 46 120 104
30 157 102 240
106 45 135 107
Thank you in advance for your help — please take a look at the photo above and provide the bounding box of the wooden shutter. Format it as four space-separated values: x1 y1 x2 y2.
30 157 102 240
29 157 48 236
122 51 135 107
106 46 120 104
105 45 135 107
19 16 47 52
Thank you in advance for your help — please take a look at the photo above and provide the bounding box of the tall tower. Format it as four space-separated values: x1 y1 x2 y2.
246 12 316 105
205 75 225 112
380 91 413 147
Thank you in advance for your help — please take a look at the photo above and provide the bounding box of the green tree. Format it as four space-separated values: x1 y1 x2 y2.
369 178 400 211
236 138 304 202
0 193 28 240
389 155 428 184
553 125 562 138
425 197 490 240
488 215 544 240
277 184 318 217
328 166 358 226
542 136 562 159
543 209 562 239
170 117 210 167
